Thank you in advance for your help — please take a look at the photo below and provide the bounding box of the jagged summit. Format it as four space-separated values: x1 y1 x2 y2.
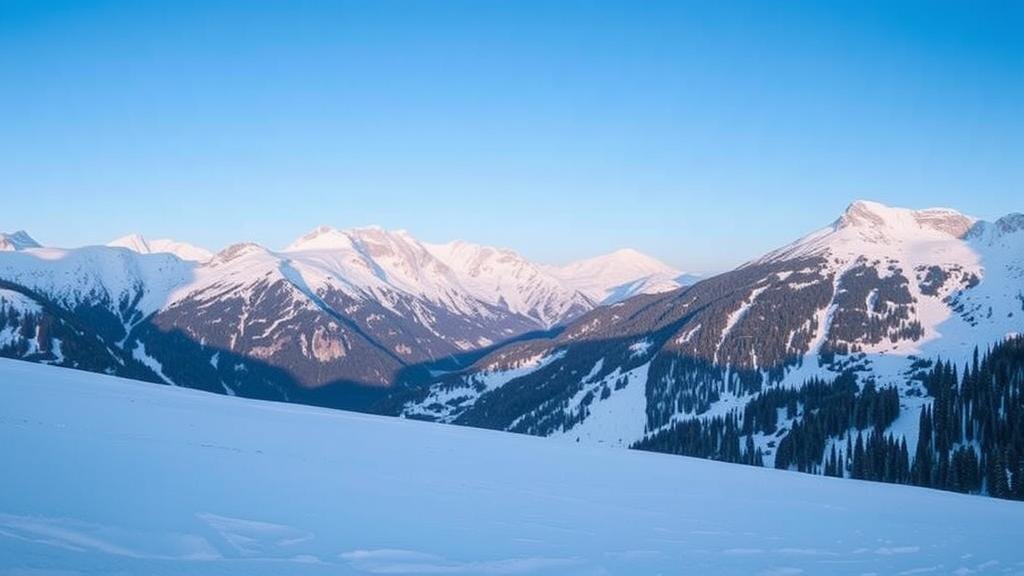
761 200 981 263
282 225 679 324
285 225 590 327
108 233 151 253
835 200 975 238
425 239 593 328
0 230 41 251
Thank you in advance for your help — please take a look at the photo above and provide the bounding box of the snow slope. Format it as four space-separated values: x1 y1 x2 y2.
2 358 1023 576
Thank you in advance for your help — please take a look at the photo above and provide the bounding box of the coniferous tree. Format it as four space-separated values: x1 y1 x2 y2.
635 335 1024 500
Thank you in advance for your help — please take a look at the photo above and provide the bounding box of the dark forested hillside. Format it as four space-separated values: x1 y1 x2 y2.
636 335 1024 500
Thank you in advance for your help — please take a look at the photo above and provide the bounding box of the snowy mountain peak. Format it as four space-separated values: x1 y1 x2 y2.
425 240 593 327
0 230 41 251
107 233 213 262
212 242 269 264
995 213 1024 233
346 226 420 253
285 227 680 311
427 240 527 273
285 226 356 252
285 225 421 254
607 247 652 259
962 213 1024 248
548 248 684 304
835 200 975 239
990 213 1024 240
108 233 152 254
282 226 594 326
763 201 981 263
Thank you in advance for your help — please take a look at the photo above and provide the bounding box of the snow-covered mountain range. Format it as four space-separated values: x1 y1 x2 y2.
3 200 1023 499
0 226 682 407
396 200 1024 463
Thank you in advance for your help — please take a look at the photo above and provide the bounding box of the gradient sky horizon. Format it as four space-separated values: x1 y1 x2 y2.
1 1 1021 272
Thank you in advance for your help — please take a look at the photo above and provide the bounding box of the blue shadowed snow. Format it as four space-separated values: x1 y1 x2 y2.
1 358 1023 575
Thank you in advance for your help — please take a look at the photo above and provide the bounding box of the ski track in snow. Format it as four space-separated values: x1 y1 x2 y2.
3 358 1024 576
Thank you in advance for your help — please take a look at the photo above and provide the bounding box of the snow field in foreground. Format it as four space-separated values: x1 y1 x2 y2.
1 358 1023 576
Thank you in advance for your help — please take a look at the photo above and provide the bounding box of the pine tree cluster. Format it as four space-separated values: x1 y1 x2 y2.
908 338 1024 499
635 335 1024 501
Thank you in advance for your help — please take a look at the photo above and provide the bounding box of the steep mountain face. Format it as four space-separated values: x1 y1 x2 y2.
285 227 597 328
425 240 594 327
108 233 214 262
547 248 690 304
396 201 1024 463
133 240 543 406
0 226 674 409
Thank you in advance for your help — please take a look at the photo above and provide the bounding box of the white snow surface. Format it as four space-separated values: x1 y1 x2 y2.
0 245 196 319
0 288 41 315
1 226 679 342
108 233 214 262
424 240 592 327
546 248 687 304
281 226 679 326
2 359 1023 576
556 361 651 446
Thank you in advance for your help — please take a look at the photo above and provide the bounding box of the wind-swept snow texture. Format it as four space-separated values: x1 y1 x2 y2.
2 358 1023 576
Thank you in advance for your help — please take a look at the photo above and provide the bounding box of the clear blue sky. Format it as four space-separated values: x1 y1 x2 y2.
1 1 1021 271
